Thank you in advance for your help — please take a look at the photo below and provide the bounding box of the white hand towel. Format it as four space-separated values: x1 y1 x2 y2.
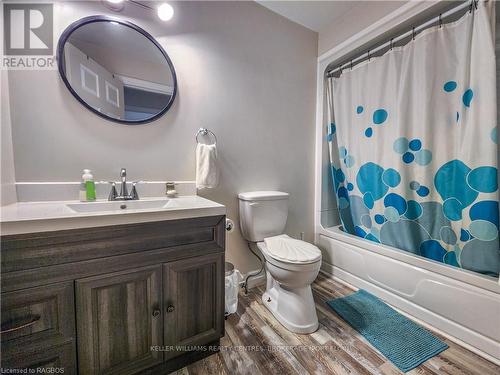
196 143 218 189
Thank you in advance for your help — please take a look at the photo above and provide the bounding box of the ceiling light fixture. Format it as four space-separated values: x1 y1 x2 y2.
103 0 124 12
157 3 174 21
104 0 174 22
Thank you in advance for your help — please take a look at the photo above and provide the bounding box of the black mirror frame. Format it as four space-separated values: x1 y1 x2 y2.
56 15 177 125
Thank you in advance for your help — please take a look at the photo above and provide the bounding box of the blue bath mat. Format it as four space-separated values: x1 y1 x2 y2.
327 289 448 372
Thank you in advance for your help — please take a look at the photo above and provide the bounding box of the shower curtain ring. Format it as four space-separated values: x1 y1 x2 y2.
439 14 442 28
350 60 353 70
367 50 371 61
412 27 416 41
390 38 393 51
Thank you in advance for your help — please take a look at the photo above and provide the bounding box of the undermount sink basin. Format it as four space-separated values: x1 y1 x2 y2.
67 199 169 213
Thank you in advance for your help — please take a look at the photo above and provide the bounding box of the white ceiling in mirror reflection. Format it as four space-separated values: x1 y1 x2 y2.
67 20 174 86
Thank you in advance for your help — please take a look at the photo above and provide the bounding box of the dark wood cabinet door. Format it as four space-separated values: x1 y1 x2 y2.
163 253 224 360
76 265 163 375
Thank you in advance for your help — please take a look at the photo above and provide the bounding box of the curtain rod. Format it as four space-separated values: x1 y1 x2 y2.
326 0 477 77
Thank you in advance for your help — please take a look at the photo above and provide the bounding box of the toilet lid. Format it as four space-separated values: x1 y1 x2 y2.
263 235 321 264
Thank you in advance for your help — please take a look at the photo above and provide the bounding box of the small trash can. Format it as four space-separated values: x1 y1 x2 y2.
225 262 241 316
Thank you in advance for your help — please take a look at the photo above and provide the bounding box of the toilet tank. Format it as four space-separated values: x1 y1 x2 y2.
238 191 289 242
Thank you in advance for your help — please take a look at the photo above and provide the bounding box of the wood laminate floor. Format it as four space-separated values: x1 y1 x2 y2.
175 272 500 375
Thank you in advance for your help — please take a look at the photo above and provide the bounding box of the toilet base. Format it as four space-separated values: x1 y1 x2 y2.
262 273 319 334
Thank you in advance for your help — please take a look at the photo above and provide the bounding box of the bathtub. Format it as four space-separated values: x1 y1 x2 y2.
317 225 500 364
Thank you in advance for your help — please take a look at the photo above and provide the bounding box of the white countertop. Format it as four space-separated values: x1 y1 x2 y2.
0 196 226 235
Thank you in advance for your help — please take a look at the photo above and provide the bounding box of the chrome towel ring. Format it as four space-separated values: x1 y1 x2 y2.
195 128 217 145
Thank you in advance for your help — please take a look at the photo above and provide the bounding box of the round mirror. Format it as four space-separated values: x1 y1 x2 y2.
57 16 177 124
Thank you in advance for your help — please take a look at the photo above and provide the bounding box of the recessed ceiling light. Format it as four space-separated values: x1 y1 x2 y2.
157 3 174 21
106 0 124 3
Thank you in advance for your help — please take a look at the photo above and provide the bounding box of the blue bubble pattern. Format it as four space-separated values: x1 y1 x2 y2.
373 109 388 125
462 89 473 107
382 168 401 188
393 137 432 165
409 139 422 151
332 160 498 277
443 81 457 92
326 88 498 277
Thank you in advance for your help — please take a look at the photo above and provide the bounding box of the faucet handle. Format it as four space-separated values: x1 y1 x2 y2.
130 182 140 200
165 182 177 197
120 168 126 177
107 182 118 201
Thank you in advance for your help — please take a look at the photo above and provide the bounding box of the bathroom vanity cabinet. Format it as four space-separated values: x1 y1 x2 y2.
0 215 225 374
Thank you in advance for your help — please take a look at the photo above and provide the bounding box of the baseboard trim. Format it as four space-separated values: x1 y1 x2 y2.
319 265 500 366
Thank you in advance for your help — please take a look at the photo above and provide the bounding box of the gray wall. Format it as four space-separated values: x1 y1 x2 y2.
1 70 17 206
6 1 318 273
1 3 16 205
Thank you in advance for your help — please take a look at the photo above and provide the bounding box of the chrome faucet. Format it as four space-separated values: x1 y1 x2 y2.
108 168 139 201
120 168 128 198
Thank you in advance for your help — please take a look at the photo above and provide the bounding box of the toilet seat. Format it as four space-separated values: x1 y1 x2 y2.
260 235 322 265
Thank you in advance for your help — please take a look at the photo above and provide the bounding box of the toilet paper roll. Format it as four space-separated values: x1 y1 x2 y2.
225 218 235 233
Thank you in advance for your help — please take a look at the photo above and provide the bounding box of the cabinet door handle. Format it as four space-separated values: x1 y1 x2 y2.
152 309 161 317
1 314 41 334
167 305 175 313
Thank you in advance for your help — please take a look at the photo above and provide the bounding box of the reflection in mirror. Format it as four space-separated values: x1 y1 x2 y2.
58 17 176 124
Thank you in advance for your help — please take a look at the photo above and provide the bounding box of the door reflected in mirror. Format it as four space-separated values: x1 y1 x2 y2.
57 16 177 124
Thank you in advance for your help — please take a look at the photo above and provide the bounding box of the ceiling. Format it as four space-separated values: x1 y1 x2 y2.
255 0 410 32
256 1 358 32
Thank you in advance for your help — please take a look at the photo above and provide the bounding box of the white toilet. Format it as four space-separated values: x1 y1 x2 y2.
238 191 322 334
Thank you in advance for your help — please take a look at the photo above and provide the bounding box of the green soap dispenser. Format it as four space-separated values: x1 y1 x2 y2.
80 169 96 201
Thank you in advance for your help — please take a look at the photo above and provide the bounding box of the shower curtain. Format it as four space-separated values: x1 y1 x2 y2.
327 1 499 277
